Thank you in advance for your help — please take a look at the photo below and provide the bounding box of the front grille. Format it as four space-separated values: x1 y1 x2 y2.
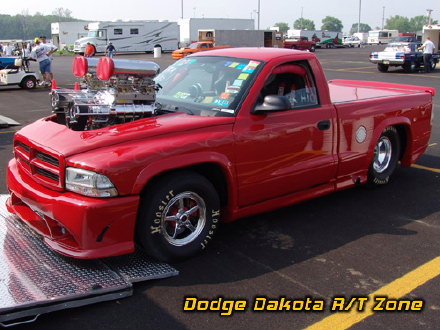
14 139 64 190
35 151 60 167
35 167 60 182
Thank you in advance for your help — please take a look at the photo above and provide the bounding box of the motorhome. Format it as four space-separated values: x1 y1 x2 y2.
73 21 179 54
367 30 399 44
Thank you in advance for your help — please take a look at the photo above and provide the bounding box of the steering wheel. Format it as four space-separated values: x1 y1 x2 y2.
189 83 203 98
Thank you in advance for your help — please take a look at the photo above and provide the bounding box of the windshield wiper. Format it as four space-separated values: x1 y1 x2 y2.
155 102 193 115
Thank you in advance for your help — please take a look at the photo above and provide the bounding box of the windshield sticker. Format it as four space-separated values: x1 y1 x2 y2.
224 61 233 67
188 59 197 64
242 60 261 73
202 97 215 103
236 64 246 70
219 92 232 100
213 99 231 107
232 79 244 87
219 108 235 114
174 91 191 99
226 86 241 94
229 62 240 68
237 73 249 80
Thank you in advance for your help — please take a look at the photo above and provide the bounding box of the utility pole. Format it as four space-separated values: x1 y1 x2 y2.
426 9 433 25
257 0 261 30
181 0 183 19
301 7 304 29
381 6 385 30
357 0 361 34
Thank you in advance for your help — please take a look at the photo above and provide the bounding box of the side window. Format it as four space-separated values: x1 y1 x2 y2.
114 28 123 35
130 28 139 35
258 62 319 109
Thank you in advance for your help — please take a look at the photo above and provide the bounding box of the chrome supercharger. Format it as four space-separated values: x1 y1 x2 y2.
51 56 160 131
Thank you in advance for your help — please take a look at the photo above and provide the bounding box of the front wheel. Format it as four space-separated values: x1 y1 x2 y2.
20 76 36 89
367 126 400 186
136 171 221 261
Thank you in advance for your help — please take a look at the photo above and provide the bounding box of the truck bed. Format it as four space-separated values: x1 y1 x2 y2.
328 79 435 103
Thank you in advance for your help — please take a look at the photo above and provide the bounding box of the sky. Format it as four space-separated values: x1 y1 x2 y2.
2 0 439 34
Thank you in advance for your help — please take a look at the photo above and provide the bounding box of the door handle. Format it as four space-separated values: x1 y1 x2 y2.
317 120 331 130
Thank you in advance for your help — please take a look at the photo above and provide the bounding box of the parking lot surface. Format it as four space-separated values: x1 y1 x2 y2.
0 46 439 330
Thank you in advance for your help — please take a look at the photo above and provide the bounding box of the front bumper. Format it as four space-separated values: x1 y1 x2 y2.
7 158 140 259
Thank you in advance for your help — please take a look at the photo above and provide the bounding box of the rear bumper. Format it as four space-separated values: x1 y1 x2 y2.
369 58 404 65
7 158 140 259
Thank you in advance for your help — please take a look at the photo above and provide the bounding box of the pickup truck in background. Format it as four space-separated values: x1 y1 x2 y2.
171 41 230 59
7 48 434 262
369 41 439 72
283 36 316 52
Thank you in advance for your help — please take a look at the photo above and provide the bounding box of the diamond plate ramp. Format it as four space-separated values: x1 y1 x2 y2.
0 194 178 325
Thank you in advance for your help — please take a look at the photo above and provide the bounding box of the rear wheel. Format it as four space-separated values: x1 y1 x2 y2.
377 63 389 72
291 45 297 50
367 126 400 186
136 171 221 261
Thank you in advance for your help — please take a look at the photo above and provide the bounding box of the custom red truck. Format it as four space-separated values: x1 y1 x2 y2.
7 48 434 262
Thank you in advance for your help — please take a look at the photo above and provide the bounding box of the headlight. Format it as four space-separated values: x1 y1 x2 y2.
66 167 118 198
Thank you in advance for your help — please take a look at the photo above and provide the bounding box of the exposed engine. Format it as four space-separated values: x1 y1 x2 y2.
51 56 160 131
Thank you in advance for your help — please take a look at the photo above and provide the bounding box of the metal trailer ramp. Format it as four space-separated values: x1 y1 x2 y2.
0 194 178 326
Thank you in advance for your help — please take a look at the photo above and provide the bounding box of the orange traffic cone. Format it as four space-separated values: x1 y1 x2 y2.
51 79 57 89
74 82 80 90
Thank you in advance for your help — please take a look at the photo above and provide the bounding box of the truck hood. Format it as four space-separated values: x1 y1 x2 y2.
16 113 235 158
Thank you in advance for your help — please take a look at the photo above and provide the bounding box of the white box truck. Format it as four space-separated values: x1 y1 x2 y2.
73 21 179 54
51 22 92 51
178 18 255 47
423 24 440 47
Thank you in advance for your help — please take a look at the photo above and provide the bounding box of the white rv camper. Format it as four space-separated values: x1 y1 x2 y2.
73 21 179 54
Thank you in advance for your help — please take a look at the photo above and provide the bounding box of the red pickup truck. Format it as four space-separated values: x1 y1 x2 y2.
7 48 434 262
283 36 316 52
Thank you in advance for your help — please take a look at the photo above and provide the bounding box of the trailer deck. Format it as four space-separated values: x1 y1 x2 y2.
0 194 178 326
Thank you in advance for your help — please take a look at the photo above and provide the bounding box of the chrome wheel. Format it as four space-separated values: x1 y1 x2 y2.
161 191 206 246
373 136 392 173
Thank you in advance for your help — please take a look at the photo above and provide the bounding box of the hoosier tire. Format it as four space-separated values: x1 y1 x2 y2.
136 171 221 261
367 126 400 187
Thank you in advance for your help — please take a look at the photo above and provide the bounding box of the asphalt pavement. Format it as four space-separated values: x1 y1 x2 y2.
0 47 439 330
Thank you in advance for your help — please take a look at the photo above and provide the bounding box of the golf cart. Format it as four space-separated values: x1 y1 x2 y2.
0 57 39 89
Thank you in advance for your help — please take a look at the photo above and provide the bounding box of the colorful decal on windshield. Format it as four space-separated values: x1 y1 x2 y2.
236 64 246 70
219 92 232 100
213 99 231 107
224 61 232 67
174 91 191 99
242 60 261 73
202 97 215 103
226 86 240 94
232 79 243 87
188 59 197 64
229 62 240 68
237 73 249 80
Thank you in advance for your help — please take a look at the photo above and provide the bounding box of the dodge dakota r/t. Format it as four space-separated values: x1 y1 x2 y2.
6 48 434 261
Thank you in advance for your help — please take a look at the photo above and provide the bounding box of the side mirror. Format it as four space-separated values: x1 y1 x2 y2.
253 95 291 114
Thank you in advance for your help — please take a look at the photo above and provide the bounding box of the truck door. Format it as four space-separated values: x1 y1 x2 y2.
233 62 338 207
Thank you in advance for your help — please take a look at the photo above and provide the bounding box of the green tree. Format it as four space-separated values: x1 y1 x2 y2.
385 15 411 33
274 22 289 34
293 18 315 30
321 16 343 32
409 15 438 32
349 23 371 35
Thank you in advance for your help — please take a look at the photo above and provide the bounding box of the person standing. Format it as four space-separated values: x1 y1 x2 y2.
39 35 57 81
106 42 116 57
30 38 55 87
3 43 15 56
418 36 436 73
85 43 95 57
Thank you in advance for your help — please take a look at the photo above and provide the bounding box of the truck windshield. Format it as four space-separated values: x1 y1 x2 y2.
155 56 263 117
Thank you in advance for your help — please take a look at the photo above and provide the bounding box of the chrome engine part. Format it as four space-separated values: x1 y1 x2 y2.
52 57 160 131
